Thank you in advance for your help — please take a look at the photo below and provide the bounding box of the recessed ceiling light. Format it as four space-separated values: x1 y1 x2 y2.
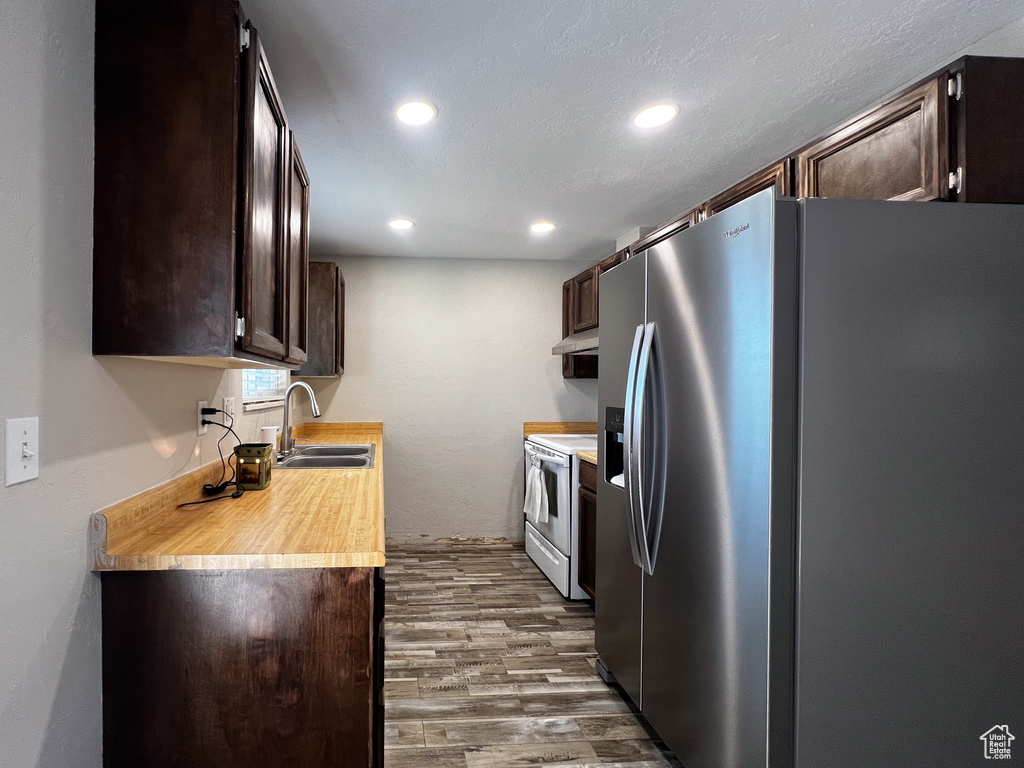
633 103 679 129
388 218 415 230
396 100 437 125
530 221 556 234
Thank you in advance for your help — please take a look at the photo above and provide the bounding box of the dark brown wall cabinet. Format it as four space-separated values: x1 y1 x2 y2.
296 262 345 378
93 0 309 369
561 250 626 379
577 458 598 600
101 567 384 768
628 209 701 256
797 56 1024 204
703 160 792 219
571 267 599 333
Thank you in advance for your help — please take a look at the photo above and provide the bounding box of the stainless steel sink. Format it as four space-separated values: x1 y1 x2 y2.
276 444 375 469
294 444 374 457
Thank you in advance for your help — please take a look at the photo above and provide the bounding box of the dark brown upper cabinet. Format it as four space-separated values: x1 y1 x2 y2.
295 262 345 378
561 279 597 380
703 160 792 218
93 0 309 369
285 136 311 365
239 24 290 361
628 209 701 257
796 56 1024 204
797 78 947 202
571 267 599 333
561 249 626 379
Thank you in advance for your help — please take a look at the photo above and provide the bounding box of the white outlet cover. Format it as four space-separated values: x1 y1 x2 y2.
197 401 208 436
6 417 39 487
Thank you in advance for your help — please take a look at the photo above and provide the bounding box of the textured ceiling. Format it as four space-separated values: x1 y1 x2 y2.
242 0 1024 261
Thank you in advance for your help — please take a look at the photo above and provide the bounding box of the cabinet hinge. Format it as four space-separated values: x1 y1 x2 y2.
240 25 250 52
235 313 246 339
947 72 963 100
948 167 963 195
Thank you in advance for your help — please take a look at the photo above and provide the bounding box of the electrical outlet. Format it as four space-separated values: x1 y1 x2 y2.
197 401 208 436
223 397 236 421
5 417 39 487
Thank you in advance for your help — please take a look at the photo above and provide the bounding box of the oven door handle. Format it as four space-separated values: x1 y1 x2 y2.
525 445 570 468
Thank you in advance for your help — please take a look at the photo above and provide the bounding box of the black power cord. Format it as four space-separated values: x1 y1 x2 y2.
177 408 246 509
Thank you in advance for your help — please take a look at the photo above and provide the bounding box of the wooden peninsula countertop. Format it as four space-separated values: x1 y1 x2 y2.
91 422 385 571
577 450 598 465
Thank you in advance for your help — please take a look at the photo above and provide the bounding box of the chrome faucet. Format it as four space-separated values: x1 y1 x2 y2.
280 381 322 455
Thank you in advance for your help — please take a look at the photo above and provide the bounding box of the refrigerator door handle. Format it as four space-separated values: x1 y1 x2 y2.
622 324 646 569
636 321 667 575
634 321 667 573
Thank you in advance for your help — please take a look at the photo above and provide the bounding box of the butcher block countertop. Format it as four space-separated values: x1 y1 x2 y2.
577 450 598 464
91 422 385 572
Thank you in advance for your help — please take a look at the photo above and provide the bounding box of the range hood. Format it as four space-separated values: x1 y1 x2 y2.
551 327 599 356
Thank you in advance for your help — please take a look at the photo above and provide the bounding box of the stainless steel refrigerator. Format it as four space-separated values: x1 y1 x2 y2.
595 189 1024 768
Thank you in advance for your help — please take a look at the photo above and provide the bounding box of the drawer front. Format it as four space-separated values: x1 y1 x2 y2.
526 523 570 597
578 459 598 493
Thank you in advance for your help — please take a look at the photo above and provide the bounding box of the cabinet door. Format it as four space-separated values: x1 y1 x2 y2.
578 485 598 600
296 262 343 377
597 249 626 274
372 568 385 768
337 270 346 375
571 266 599 332
797 77 948 202
561 279 597 379
703 159 791 218
285 135 310 364
239 23 289 360
628 209 700 256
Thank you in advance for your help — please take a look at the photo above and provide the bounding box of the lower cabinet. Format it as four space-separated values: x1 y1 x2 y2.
578 459 598 600
101 567 384 768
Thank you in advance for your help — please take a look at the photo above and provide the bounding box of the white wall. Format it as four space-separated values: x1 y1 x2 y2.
298 256 598 542
0 2 283 764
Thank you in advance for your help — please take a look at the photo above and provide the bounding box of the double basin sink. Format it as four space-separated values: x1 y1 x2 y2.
276 443 375 469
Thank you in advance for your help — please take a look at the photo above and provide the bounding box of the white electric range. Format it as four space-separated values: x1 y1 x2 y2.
523 433 598 599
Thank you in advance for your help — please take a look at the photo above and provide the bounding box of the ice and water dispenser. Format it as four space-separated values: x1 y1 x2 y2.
604 406 625 487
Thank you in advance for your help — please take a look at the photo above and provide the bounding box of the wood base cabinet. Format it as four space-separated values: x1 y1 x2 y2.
577 459 598 600
101 567 384 768
93 0 309 369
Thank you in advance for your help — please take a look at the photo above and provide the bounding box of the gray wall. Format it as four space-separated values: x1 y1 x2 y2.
298 255 598 542
0 2 285 764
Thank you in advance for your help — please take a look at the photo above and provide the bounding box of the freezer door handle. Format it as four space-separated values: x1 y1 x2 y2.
635 321 667 575
622 324 645 569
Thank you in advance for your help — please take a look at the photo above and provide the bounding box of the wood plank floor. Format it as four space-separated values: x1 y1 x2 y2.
384 543 681 768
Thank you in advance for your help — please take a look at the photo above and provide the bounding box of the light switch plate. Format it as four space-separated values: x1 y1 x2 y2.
6 417 39 487
223 397 236 421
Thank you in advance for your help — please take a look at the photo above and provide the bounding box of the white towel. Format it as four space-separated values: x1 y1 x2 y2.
523 456 549 525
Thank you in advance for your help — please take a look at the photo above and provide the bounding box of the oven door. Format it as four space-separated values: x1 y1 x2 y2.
524 441 572 555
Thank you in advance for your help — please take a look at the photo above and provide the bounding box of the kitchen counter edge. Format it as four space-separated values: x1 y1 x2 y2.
91 422 385 572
